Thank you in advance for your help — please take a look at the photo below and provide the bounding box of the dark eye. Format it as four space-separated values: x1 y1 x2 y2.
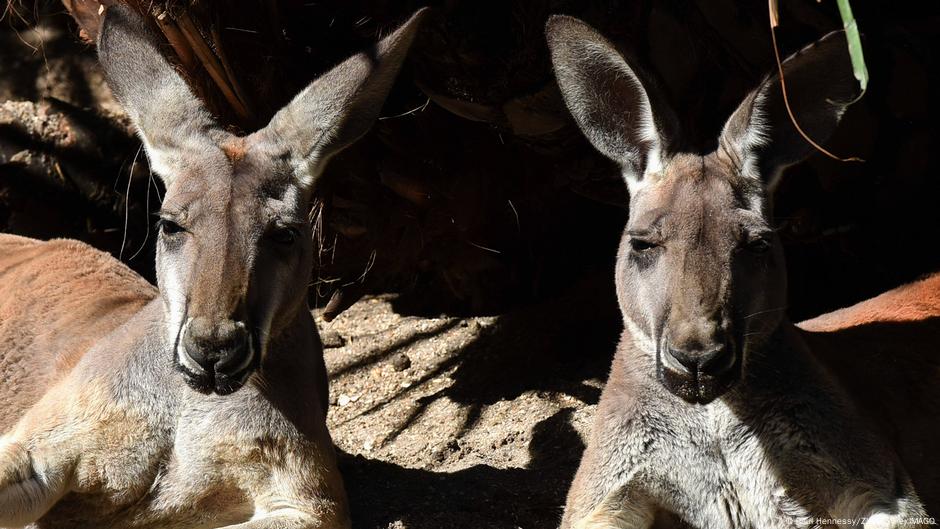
270 226 300 245
745 237 772 254
157 218 185 235
630 238 659 253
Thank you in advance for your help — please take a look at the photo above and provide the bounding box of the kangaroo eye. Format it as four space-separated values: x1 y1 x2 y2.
630 238 659 253
157 218 185 235
270 226 299 245
745 237 772 254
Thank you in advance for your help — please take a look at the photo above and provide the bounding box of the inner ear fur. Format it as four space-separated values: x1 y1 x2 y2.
97 5 222 187
545 15 668 192
263 8 429 190
719 30 859 187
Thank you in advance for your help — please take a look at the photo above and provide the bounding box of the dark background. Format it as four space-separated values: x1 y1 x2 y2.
1 0 938 323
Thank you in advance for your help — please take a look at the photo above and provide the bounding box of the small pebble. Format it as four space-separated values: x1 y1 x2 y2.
321 330 346 348
390 353 411 371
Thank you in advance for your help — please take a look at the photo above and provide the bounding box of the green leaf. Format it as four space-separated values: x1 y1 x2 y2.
836 0 868 95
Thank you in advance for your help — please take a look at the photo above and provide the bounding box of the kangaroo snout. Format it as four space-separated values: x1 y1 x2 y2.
179 317 254 394
663 343 736 378
659 328 740 404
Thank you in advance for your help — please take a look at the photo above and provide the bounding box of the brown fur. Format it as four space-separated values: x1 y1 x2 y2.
0 234 350 528
222 137 248 165
799 273 940 516
800 273 940 331
0 234 155 432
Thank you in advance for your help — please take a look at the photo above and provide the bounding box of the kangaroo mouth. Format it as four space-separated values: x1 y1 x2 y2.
656 350 741 404
176 354 257 395
174 339 259 396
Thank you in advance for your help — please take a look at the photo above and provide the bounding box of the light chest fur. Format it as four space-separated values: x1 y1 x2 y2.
606 396 866 528
569 332 923 529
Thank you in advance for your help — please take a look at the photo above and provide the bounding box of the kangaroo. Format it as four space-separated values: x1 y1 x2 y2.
0 5 425 528
546 16 939 529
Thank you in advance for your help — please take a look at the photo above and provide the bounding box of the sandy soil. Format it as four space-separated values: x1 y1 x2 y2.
318 271 622 529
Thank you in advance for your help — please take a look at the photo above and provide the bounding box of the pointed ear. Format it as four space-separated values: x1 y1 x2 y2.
719 30 859 190
263 8 428 189
546 15 664 194
97 5 220 188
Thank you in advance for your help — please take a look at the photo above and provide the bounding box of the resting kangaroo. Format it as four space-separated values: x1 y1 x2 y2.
0 5 425 528
547 16 939 529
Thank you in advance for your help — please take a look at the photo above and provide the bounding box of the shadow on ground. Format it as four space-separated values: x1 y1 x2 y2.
341 408 585 529
324 267 622 529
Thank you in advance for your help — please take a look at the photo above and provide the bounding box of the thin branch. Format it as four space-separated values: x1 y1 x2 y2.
768 0 863 163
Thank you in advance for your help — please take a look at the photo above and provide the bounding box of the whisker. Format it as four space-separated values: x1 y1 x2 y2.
119 145 144 261
129 158 153 260
742 306 787 320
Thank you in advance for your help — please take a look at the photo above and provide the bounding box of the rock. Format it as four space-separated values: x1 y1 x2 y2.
390 352 411 371
321 330 346 348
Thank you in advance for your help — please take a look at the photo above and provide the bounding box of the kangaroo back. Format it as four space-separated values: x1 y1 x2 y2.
799 273 940 513
0 234 155 431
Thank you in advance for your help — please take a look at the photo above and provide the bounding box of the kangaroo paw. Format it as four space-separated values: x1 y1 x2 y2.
0 438 72 526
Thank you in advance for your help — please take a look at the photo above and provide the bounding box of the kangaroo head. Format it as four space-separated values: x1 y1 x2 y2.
98 5 426 395
547 17 857 404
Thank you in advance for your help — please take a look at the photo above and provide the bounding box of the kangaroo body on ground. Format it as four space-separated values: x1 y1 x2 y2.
547 16 939 529
0 5 426 528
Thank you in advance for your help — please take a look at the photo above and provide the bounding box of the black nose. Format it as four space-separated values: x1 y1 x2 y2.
664 344 736 377
182 317 251 377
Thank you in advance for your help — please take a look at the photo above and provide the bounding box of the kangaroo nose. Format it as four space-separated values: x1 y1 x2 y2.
664 344 736 377
182 317 251 376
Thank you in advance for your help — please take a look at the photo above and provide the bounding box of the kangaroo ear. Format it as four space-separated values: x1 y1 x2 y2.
719 30 859 190
98 5 220 188
263 8 428 190
546 15 663 194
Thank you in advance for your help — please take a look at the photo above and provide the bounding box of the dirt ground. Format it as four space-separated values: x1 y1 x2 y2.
318 271 622 529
